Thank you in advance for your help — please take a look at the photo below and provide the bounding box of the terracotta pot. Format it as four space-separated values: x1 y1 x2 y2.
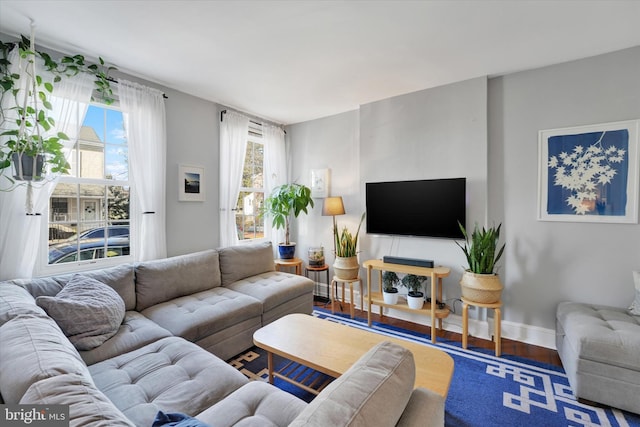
333 256 359 279
460 271 503 304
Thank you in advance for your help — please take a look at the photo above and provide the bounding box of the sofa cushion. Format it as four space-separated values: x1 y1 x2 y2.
140 287 262 342
218 241 275 287
11 264 136 311
135 249 221 311
153 411 211 427
629 270 640 315
396 388 445 427
0 314 91 404
79 311 172 366
0 283 47 326
20 373 135 427
557 302 640 370
226 271 314 313
89 336 248 427
36 275 126 350
289 341 416 427
196 381 306 427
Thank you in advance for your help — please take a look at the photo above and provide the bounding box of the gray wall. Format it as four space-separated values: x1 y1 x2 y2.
163 90 221 256
357 77 488 299
489 46 640 330
287 110 360 265
288 47 640 342
106 73 223 257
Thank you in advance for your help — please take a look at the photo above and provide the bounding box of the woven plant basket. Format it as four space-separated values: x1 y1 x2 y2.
460 271 503 304
333 256 359 280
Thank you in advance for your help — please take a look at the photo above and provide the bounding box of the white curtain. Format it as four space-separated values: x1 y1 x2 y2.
0 47 93 280
219 111 249 247
262 124 287 244
118 79 167 262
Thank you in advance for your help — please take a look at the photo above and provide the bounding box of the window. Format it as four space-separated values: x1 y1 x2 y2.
47 104 131 267
236 123 265 241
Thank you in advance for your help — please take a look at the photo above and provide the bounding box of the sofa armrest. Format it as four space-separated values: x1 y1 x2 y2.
395 388 445 427
289 341 415 427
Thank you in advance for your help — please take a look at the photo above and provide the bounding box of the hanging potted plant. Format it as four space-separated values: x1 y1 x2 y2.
0 35 116 187
262 183 314 259
382 271 400 304
332 212 365 279
401 274 426 309
456 222 506 304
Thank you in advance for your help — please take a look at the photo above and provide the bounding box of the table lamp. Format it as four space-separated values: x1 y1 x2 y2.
322 196 345 253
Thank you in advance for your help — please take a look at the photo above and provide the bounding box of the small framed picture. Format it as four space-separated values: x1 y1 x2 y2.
538 119 639 223
178 164 205 202
311 168 329 198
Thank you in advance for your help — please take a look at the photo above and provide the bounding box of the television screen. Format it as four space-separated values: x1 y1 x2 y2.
365 178 466 239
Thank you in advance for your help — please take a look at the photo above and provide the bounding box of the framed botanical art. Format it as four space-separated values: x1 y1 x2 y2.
310 168 329 198
538 119 639 223
178 164 205 202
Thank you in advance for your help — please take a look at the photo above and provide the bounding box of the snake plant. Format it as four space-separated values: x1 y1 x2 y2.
456 222 505 274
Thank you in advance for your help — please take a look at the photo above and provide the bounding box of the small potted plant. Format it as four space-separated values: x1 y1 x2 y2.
262 183 314 259
456 222 506 303
401 274 427 309
382 271 400 305
332 212 365 279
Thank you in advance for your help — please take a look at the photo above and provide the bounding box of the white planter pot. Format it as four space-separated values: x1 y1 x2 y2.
333 256 359 280
406 293 424 310
382 289 399 305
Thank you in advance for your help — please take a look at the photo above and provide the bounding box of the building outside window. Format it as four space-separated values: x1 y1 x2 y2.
236 123 265 241
47 104 132 265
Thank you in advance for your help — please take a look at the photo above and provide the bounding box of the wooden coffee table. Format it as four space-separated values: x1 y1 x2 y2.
253 313 454 397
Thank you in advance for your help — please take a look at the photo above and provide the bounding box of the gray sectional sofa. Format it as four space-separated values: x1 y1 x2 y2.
556 301 640 414
0 241 446 426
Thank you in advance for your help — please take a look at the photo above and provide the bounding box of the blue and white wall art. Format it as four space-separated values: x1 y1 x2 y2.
538 120 639 223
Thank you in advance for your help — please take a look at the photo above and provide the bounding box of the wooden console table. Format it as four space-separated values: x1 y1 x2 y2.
363 259 451 343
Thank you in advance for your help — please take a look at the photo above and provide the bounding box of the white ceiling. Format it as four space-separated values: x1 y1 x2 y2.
1 1 639 125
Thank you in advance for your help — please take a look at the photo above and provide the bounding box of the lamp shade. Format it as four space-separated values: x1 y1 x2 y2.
322 196 345 216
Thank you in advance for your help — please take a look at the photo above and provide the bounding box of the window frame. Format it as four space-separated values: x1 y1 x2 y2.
236 130 268 244
37 102 136 276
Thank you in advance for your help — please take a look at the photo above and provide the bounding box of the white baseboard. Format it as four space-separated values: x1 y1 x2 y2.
328 289 557 350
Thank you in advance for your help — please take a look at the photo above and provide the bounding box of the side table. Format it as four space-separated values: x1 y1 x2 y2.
304 264 330 303
461 297 502 356
331 276 364 319
274 257 303 275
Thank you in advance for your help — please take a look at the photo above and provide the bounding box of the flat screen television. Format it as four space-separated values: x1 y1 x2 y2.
365 178 466 239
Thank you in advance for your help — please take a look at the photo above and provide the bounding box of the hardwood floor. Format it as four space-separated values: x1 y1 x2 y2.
315 300 563 368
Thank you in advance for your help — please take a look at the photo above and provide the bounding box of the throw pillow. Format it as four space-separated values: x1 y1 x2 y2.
36 274 125 350
152 411 211 427
629 270 640 315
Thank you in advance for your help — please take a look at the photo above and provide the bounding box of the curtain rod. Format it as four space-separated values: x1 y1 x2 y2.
220 109 285 134
106 76 168 99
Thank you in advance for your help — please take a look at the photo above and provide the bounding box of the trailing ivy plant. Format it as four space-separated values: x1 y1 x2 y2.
0 35 116 186
456 222 505 274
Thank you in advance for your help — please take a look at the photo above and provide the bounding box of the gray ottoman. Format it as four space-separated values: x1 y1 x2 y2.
556 302 640 414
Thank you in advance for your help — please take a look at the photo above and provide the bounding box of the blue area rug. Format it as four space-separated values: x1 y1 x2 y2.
229 308 640 426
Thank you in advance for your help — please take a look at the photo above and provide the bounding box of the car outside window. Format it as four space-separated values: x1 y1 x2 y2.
46 104 131 269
